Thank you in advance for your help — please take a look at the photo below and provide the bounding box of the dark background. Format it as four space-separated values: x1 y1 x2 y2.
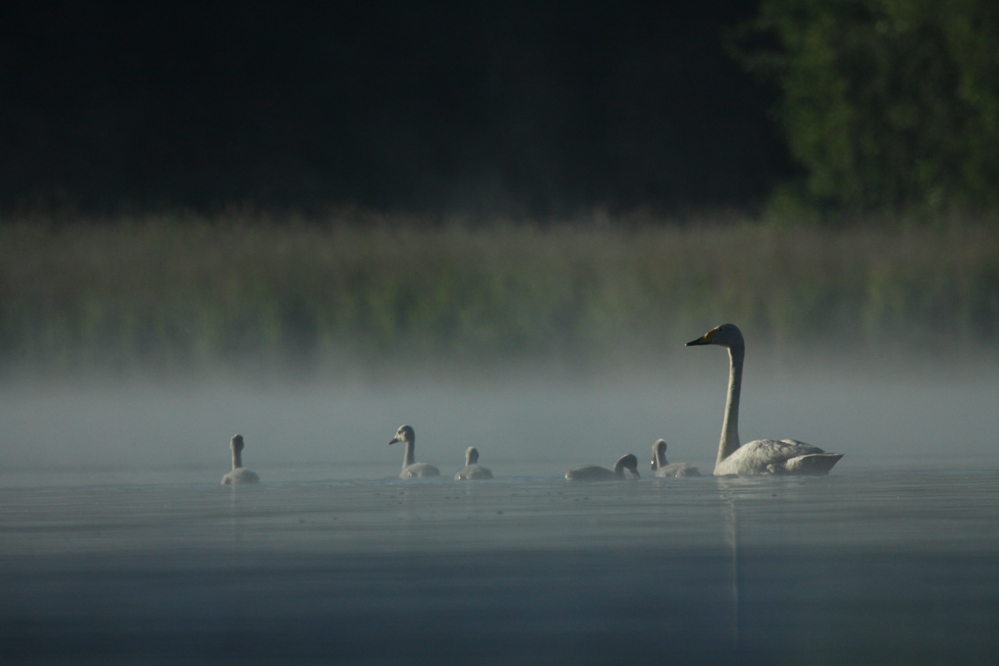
0 1 789 215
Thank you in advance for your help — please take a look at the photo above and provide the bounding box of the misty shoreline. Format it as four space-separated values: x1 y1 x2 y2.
2 215 998 380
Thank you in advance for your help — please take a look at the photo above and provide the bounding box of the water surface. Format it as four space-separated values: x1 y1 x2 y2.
2 369 998 664
2 470 996 665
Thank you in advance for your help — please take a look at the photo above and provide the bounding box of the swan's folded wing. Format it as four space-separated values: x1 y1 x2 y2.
779 439 826 454
455 465 493 480
655 463 701 478
402 463 440 478
784 453 844 474
719 439 834 475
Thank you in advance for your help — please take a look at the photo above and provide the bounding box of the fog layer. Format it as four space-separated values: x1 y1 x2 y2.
3 362 996 483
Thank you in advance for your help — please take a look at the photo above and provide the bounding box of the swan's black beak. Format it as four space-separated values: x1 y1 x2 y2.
685 335 710 346
389 439 397 446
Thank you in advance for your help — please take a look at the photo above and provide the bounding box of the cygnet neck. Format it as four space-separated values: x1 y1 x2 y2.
612 455 638 479
231 448 243 470
653 441 668 468
402 437 415 468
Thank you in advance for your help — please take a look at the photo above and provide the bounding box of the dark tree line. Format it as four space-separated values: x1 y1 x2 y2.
5 1 994 219
0 1 787 216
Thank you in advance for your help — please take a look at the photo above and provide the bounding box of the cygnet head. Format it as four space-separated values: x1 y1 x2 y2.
651 439 668 470
686 323 744 349
614 453 640 479
465 446 479 465
390 424 415 445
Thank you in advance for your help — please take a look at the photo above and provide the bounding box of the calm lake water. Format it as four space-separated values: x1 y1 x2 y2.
2 368 998 663
2 469 997 665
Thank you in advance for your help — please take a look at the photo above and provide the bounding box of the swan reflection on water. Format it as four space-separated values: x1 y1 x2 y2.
716 477 746 650
687 323 844 476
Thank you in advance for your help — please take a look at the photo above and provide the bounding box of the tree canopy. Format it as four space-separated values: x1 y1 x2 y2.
734 0 999 215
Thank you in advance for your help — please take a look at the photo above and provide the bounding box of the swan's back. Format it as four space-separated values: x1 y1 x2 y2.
654 462 701 478
221 468 260 485
565 465 616 481
715 439 841 476
455 464 493 480
566 454 639 481
783 451 845 474
455 446 493 480
401 462 440 479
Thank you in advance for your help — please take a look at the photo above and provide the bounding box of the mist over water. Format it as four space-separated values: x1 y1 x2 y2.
2 355 997 481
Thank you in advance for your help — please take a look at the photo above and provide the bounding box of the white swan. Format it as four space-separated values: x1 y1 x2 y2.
390 425 440 479
220 434 260 485
651 439 701 477
686 323 844 476
454 446 493 480
565 453 640 481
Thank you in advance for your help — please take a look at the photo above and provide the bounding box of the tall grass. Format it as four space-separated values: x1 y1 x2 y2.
1 213 997 377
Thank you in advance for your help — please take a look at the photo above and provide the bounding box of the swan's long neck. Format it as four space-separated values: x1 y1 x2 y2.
231 449 243 470
654 444 668 468
718 344 744 466
402 439 415 468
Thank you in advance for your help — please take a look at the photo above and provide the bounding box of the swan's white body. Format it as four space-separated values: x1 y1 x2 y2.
455 446 493 480
221 434 260 485
390 425 440 479
651 439 701 478
687 324 844 476
713 438 838 476
566 453 640 481
221 468 260 484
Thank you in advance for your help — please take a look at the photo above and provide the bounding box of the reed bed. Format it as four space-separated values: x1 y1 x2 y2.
1 213 997 377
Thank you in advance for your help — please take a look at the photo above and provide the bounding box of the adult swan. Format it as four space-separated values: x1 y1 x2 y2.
686 324 843 476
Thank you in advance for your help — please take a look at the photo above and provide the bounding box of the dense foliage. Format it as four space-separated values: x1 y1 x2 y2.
733 0 999 214
1 215 997 377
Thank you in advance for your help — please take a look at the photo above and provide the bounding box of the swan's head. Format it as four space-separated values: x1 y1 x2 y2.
230 434 245 453
651 439 668 470
390 424 415 445
614 453 640 479
686 323 744 350
465 446 480 465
